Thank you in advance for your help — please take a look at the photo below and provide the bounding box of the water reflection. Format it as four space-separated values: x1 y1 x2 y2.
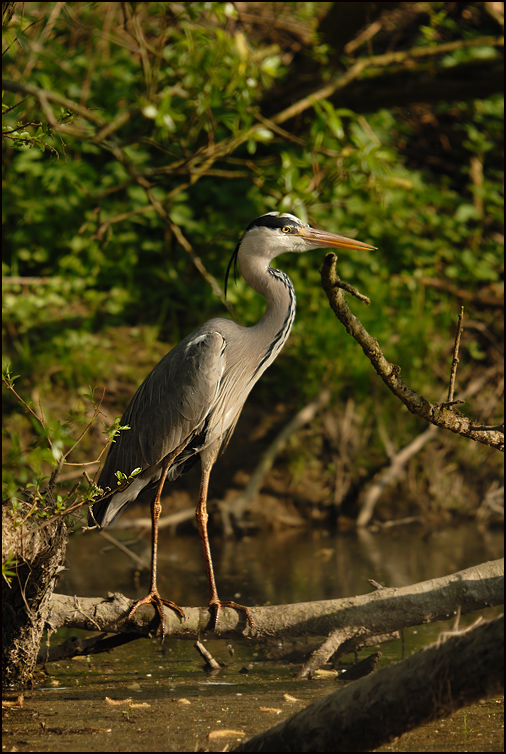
62 522 503 610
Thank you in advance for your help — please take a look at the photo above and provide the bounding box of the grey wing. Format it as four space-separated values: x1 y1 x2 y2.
96 329 226 497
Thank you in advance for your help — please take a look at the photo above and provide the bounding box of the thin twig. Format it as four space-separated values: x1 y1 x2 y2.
168 220 233 313
98 530 149 570
333 279 370 304
63 388 106 461
2 80 107 129
447 307 464 403
17 492 41 528
2 376 47 431
467 423 505 432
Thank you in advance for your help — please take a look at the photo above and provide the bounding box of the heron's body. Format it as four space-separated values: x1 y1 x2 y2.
90 211 374 633
92 250 296 529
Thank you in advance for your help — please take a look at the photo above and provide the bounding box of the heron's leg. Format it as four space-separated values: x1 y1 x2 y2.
195 464 218 600
195 463 253 629
128 463 184 638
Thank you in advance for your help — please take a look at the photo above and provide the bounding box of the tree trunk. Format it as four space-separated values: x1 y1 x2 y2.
2 508 68 687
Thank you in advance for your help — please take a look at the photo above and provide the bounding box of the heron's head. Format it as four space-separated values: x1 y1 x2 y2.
225 211 375 295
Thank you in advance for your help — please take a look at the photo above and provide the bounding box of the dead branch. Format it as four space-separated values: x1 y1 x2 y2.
37 631 140 665
266 35 505 125
219 389 331 535
44 560 503 648
356 367 498 527
233 615 504 752
357 425 439 528
320 253 504 452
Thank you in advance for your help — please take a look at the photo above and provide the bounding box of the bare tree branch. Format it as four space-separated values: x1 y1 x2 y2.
356 366 501 527
218 389 332 535
45 559 503 643
263 28 504 120
320 254 504 451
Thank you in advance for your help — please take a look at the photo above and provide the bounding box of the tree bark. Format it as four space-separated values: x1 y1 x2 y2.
2 508 68 686
42 560 503 651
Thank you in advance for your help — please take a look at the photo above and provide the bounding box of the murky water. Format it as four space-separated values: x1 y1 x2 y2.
3 523 503 752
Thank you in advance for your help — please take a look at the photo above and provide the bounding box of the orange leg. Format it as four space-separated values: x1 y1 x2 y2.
128 463 184 637
195 463 253 629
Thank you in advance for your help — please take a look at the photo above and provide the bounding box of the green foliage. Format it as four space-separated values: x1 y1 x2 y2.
2 552 17 584
106 418 132 443
114 467 142 486
2 3 503 514
2 364 105 522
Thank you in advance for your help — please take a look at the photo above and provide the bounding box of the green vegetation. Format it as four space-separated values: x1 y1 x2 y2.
2 3 503 526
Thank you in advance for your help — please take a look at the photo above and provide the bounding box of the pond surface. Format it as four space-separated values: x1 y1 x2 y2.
3 522 504 752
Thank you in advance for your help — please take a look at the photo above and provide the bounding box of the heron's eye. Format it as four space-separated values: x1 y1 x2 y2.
281 226 291 233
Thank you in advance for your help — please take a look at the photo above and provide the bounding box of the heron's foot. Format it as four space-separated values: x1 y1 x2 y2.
128 591 184 638
208 599 253 630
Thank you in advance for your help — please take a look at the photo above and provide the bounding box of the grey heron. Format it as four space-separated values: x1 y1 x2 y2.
89 211 375 635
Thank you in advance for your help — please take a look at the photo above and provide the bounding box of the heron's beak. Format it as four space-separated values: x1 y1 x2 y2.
298 227 376 251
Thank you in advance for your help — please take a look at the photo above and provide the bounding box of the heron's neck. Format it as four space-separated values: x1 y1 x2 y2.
239 254 297 368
